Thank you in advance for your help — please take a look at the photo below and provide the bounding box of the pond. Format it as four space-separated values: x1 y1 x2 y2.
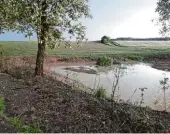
50 63 170 111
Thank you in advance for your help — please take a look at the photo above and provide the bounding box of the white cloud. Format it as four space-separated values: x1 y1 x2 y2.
112 7 160 38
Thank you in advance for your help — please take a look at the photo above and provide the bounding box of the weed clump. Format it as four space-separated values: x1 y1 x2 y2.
97 56 112 66
7 117 42 133
127 55 142 61
0 97 42 133
0 97 5 114
95 87 106 99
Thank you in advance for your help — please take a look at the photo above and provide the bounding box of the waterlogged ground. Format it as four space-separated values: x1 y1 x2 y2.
51 63 170 111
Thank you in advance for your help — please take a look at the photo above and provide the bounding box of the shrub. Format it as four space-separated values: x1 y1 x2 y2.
95 87 106 99
97 56 112 66
101 36 111 45
101 36 121 46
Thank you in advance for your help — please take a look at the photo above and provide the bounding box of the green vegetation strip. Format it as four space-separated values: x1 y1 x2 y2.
0 41 170 57
0 97 42 133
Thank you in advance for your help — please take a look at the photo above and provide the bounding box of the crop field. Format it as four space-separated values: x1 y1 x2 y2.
1 41 170 57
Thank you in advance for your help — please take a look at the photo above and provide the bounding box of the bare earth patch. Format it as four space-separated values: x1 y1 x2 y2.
145 54 170 71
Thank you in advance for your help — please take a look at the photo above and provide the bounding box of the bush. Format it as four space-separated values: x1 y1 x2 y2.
101 36 121 46
96 57 112 66
95 87 106 99
101 36 111 45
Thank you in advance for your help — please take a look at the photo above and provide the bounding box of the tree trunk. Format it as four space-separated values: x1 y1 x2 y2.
35 0 47 76
35 41 45 76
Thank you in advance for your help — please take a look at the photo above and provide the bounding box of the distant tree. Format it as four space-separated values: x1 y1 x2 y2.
101 36 121 46
7 0 91 76
155 0 170 36
101 36 111 45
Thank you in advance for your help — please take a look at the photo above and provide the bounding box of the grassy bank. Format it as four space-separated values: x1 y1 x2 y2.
1 41 170 58
0 67 170 133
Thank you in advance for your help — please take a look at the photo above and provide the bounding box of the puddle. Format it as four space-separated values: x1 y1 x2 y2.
51 63 170 111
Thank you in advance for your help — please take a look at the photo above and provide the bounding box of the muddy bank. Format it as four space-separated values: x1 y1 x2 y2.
144 54 170 71
1 54 170 73
0 69 170 132
0 56 96 73
1 56 95 65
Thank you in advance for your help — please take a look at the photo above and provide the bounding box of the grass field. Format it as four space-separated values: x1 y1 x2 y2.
1 41 170 57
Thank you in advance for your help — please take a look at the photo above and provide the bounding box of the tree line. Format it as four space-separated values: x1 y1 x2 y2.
115 37 170 41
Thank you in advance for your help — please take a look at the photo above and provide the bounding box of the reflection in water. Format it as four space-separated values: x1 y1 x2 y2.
51 63 170 111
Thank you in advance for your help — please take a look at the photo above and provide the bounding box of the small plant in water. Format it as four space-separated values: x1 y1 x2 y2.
160 75 169 111
95 87 106 99
139 87 147 106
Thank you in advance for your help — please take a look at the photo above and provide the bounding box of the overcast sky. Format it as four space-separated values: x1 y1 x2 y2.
0 0 160 41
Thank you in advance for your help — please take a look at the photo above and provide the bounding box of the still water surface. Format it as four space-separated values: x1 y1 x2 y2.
51 63 170 111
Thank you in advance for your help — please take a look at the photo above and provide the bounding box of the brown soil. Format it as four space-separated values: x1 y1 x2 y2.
1 56 96 74
2 56 95 66
145 54 170 71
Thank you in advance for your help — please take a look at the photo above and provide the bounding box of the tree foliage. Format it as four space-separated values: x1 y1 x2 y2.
101 36 111 45
1 0 92 76
155 0 170 36
0 0 17 34
9 0 92 47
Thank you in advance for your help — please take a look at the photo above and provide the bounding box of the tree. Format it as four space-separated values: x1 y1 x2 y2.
7 0 91 76
101 36 111 44
155 0 170 36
